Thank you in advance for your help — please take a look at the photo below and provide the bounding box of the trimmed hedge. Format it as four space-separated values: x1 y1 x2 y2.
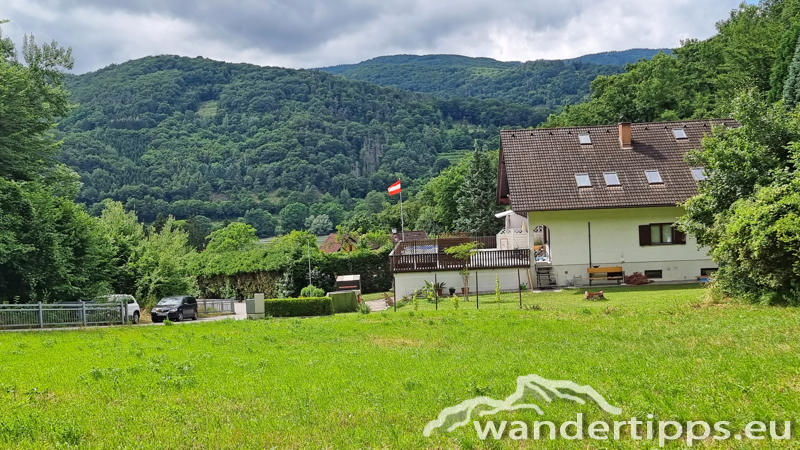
263 297 333 317
328 291 358 313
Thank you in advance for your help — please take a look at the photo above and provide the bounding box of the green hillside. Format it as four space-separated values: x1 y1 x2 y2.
57 55 551 224
318 49 667 107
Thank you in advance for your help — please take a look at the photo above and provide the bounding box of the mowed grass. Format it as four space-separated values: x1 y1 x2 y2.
1 284 799 449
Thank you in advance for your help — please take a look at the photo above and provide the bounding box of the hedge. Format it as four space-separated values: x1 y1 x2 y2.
328 291 358 313
263 297 333 317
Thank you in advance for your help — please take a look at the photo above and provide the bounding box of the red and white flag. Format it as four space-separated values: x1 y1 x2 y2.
387 179 402 196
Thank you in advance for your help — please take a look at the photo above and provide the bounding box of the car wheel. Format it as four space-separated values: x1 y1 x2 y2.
177 310 183 322
192 309 198 320
132 312 140 324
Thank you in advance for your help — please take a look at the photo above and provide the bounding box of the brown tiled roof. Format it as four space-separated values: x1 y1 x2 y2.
319 234 341 254
391 230 428 244
498 119 738 212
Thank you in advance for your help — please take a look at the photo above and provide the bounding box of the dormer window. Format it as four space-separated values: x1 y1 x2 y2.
575 173 592 187
691 167 707 181
645 170 663 184
578 133 592 145
672 128 687 139
603 172 620 186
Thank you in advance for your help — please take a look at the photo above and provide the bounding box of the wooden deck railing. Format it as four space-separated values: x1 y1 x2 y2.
389 248 530 273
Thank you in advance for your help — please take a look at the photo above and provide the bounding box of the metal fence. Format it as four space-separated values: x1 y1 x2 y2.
198 298 236 314
0 301 127 330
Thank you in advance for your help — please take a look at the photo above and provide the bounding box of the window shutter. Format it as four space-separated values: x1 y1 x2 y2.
639 225 651 246
673 227 687 245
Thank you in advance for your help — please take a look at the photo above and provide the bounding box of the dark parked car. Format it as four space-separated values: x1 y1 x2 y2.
150 296 198 323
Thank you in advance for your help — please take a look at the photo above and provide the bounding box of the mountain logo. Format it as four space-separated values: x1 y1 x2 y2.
423 374 622 437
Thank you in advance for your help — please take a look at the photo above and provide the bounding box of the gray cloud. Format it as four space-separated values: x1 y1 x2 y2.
1 0 743 73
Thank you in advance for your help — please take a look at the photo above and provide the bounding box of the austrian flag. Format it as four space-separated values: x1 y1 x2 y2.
387 179 402 196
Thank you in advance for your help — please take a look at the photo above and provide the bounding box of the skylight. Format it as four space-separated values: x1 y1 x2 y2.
575 173 592 187
645 170 663 184
672 128 688 139
691 167 707 181
603 172 620 186
578 133 592 145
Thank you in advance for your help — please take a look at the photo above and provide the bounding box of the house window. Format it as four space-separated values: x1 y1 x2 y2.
645 170 663 184
672 129 688 139
691 167 707 181
638 223 686 246
651 224 673 244
603 172 620 186
575 173 592 187
578 133 592 145
645 270 663 279
700 268 717 276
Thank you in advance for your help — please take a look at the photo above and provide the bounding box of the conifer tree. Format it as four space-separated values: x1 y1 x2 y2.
782 35 800 108
454 147 503 235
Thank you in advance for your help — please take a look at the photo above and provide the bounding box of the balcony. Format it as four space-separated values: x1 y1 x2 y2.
389 236 531 273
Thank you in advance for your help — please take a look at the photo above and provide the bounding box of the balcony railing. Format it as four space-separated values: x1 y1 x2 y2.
389 237 531 273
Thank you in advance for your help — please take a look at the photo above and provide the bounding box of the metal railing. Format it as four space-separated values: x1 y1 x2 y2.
198 298 236 314
0 301 127 330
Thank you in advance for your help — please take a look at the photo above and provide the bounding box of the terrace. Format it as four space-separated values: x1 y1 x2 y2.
389 236 530 273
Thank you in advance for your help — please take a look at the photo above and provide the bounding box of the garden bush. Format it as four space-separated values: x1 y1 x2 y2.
300 285 325 298
624 272 651 286
263 297 333 317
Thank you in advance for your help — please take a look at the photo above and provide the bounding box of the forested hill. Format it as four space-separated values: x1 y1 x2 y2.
318 49 668 107
58 55 551 224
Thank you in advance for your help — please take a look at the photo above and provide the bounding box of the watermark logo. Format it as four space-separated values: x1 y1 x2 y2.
423 374 621 437
423 374 793 446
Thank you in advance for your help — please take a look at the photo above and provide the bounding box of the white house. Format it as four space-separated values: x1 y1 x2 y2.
497 119 737 287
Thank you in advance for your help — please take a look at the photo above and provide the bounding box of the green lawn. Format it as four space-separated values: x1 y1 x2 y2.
1 284 798 449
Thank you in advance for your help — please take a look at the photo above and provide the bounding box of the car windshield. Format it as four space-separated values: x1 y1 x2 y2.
157 298 181 306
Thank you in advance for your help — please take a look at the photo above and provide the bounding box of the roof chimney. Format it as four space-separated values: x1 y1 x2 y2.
618 122 632 149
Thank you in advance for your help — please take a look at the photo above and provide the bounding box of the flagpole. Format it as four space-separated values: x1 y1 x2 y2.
399 188 405 242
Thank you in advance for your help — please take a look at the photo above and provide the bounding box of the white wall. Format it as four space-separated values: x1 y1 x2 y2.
394 268 528 299
528 206 715 286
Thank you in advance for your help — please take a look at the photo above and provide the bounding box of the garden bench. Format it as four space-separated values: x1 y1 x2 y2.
587 266 624 286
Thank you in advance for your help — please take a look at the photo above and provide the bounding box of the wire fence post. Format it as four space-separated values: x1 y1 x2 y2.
518 269 522 309
38 302 43 328
230 298 235 313
81 302 87 327
434 273 438 311
120 300 125 325
475 271 479 310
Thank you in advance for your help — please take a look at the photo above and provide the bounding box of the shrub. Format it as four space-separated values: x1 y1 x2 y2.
300 285 325 298
357 302 371 314
328 291 358 313
624 272 650 286
263 297 333 317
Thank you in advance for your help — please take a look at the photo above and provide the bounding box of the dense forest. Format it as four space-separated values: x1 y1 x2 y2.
319 50 666 108
57 56 551 230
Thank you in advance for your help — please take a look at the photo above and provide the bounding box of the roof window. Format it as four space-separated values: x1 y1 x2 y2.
672 128 688 139
645 170 663 184
575 173 592 187
578 133 592 145
603 172 620 186
691 167 707 181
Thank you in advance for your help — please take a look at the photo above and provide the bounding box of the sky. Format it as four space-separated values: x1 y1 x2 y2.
1 0 746 74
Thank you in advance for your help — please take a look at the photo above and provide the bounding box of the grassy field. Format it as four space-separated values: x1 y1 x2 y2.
1 284 798 449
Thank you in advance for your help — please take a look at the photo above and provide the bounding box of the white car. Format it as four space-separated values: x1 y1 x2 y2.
97 294 141 324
